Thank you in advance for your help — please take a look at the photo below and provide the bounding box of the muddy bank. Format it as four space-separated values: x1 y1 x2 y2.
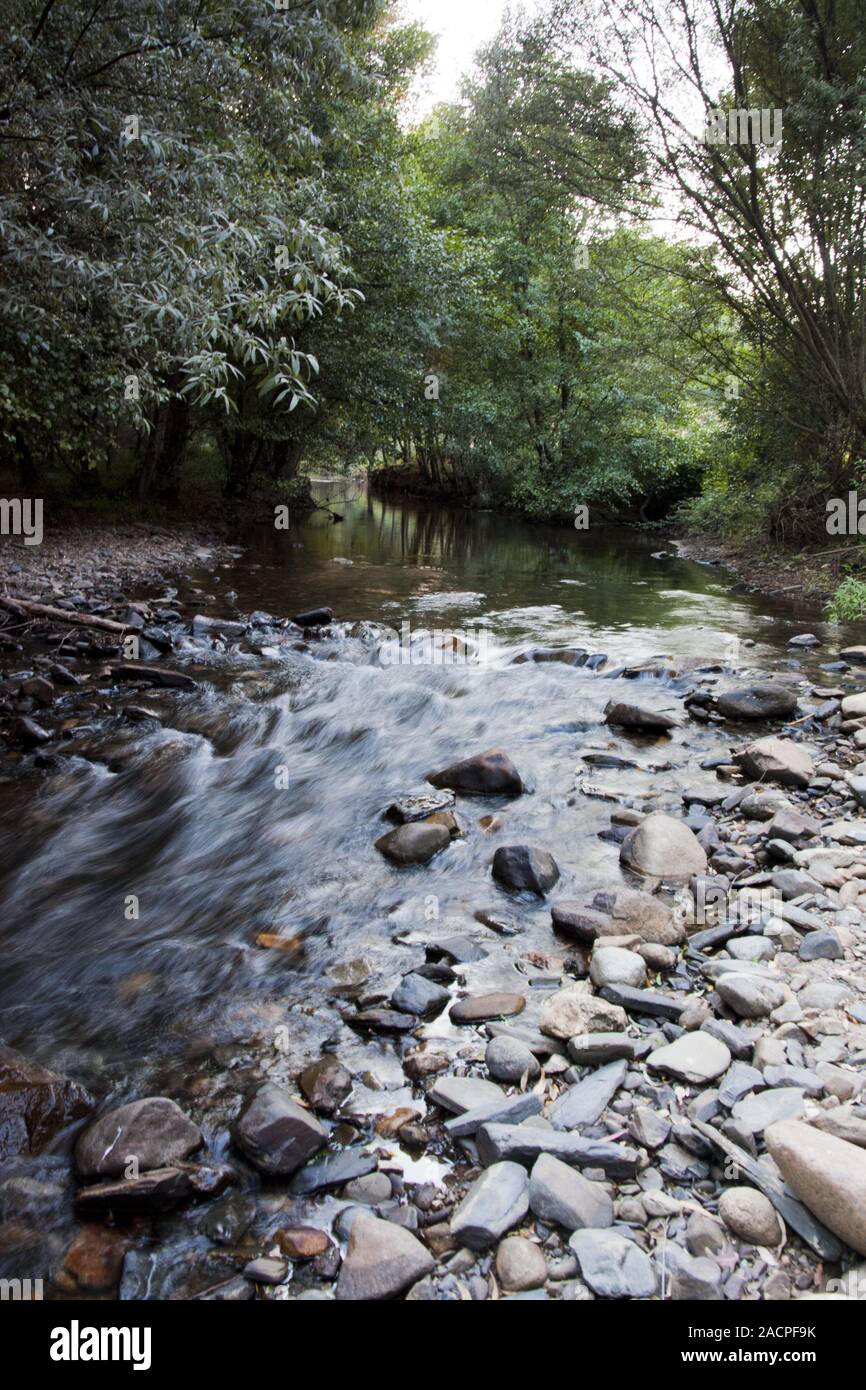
672 533 854 604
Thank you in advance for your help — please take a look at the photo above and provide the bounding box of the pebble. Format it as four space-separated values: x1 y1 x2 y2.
495 1235 548 1291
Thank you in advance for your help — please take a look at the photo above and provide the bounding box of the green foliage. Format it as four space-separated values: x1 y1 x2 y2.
827 576 866 622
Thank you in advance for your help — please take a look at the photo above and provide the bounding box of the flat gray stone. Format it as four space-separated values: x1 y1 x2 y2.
529 1153 613 1230
429 1075 504 1115
477 1123 639 1179
647 1033 730 1084
548 1060 628 1131
444 1090 543 1138
731 1088 806 1134
570 1228 657 1298
449 1161 529 1249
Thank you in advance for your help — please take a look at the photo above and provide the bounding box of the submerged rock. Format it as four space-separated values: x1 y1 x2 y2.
375 822 450 866
0 1045 94 1160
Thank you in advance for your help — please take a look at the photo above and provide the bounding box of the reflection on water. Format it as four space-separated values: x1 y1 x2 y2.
0 481 835 1095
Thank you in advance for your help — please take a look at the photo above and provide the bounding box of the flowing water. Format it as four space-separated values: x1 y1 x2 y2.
0 480 835 1098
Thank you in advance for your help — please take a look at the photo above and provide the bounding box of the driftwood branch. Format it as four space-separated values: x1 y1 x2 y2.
0 594 131 633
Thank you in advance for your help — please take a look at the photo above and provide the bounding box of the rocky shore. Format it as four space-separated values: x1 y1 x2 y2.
2 540 866 1302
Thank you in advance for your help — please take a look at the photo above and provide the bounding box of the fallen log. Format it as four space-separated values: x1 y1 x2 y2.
0 594 131 634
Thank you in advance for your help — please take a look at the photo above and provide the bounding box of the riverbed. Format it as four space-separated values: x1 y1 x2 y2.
0 480 861 1299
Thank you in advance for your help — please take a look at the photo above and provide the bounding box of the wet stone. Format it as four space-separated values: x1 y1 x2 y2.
299 1054 352 1116
492 844 560 896
450 993 526 1024
391 972 450 1017
289 1147 378 1196
233 1084 325 1177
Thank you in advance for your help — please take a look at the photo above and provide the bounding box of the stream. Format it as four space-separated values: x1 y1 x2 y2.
0 480 848 1297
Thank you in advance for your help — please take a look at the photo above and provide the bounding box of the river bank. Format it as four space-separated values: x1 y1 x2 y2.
1 501 866 1301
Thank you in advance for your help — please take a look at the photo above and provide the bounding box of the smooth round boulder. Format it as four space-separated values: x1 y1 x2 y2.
620 814 707 881
485 1035 540 1084
427 749 523 796
374 822 449 866
718 1187 783 1246
715 684 798 721
75 1097 202 1179
590 946 646 990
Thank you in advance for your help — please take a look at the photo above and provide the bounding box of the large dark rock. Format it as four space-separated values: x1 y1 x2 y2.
512 648 588 666
74 1166 195 1216
0 1045 94 1160
109 663 198 689
715 684 798 721
233 1084 325 1176
492 844 560 896
427 749 523 797
603 701 679 732
293 607 333 628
